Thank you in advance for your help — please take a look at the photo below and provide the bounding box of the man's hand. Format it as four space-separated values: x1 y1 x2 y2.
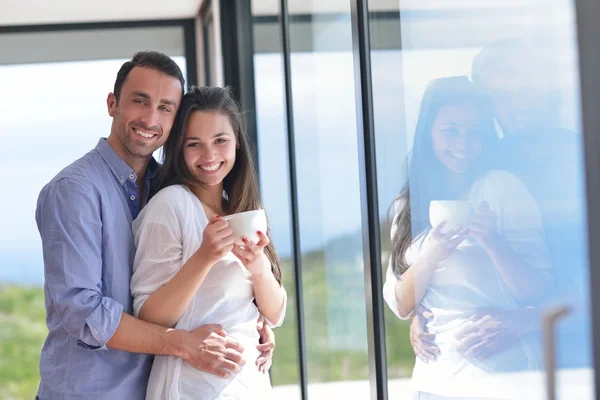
410 306 439 363
455 307 538 361
256 315 275 374
181 324 246 378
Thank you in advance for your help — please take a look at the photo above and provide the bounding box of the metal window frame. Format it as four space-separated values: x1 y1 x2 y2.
278 3 309 400
349 1 388 399
182 19 199 88
0 18 191 33
201 7 213 85
0 18 198 87
574 0 600 397
199 0 214 86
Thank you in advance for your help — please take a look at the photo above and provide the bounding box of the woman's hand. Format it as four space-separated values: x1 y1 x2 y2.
197 216 235 264
232 231 271 277
421 222 469 267
468 201 499 249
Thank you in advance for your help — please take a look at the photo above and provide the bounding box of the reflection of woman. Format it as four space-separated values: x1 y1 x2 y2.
383 77 551 399
131 87 286 399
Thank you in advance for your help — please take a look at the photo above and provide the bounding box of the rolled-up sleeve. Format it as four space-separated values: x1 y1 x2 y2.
36 178 123 350
383 260 413 320
383 197 414 320
264 287 288 328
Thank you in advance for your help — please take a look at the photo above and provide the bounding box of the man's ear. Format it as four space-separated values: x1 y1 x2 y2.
107 93 117 117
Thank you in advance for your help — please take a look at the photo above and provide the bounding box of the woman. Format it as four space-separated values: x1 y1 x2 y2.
383 76 551 399
131 86 286 399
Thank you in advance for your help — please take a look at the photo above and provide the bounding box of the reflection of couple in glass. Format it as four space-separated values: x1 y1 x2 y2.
383 76 551 399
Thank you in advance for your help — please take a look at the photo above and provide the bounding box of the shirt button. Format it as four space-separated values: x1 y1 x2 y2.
130 195 136 201
119 177 125 183
129 174 135 180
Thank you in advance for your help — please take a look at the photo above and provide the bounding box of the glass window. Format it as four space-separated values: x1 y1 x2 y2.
0 27 187 399
369 0 592 398
286 2 371 398
251 0 302 397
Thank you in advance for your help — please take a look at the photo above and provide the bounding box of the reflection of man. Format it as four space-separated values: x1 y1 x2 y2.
35 51 274 400
411 40 589 369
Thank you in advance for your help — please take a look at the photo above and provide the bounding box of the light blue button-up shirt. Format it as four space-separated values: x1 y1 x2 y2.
35 138 160 399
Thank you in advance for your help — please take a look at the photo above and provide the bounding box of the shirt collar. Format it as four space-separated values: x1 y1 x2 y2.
96 138 160 186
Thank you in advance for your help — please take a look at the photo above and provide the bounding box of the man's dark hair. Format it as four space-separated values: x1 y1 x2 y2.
113 51 185 103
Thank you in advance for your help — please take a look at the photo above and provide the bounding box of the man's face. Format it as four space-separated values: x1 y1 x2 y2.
107 66 182 159
477 52 552 137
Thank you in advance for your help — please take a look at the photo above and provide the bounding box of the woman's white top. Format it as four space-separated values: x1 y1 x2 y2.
383 170 551 399
131 185 287 400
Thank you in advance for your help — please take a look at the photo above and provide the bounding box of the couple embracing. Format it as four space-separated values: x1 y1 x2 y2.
35 51 286 400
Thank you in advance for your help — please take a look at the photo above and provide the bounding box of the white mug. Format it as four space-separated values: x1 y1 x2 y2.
429 200 472 233
222 209 268 246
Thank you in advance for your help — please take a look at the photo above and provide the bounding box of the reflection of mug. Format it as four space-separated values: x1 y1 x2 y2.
429 200 472 233
222 209 268 246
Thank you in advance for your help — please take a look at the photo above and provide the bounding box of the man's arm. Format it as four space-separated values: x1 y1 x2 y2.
108 313 245 377
106 312 184 356
36 178 123 349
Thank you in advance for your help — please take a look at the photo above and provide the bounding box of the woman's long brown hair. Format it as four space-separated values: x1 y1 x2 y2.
153 86 282 284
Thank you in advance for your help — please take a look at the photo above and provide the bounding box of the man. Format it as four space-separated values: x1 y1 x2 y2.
410 40 589 369
35 51 275 400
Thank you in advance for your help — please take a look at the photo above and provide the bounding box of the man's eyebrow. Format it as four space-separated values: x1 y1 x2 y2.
131 91 150 99
131 91 177 106
161 99 178 106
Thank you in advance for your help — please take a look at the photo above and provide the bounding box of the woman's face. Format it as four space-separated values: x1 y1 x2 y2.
183 110 237 187
431 103 486 174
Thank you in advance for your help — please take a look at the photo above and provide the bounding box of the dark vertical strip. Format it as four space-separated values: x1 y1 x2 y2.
573 0 600 395
201 6 212 86
183 19 198 88
202 24 211 85
219 0 259 170
279 0 308 399
349 0 388 399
